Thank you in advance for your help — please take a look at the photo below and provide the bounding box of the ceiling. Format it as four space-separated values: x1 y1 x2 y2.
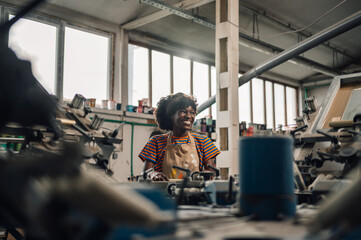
5 0 361 85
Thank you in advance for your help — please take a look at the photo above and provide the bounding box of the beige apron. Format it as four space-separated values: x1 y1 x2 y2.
162 132 200 179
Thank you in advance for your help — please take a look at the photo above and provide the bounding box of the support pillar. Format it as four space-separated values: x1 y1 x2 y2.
117 28 129 110
215 0 239 178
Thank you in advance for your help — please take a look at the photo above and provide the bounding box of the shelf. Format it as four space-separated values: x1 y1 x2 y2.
0 137 25 142
90 108 124 116
124 111 155 120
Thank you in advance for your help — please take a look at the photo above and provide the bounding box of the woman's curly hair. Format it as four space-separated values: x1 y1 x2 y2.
155 92 197 130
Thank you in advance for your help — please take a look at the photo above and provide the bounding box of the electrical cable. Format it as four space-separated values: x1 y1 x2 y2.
234 0 348 39
268 0 348 38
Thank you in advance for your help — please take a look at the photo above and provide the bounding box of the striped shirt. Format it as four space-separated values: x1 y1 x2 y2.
139 132 220 172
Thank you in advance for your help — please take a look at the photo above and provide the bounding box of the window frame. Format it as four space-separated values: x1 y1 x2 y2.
2 5 115 102
128 42 299 129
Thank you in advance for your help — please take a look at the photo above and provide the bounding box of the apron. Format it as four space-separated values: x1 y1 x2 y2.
162 132 200 179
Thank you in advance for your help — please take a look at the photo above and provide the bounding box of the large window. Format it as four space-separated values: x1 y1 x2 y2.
239 82 251 123
274 83 286 128
8 16 57 94
173 56 190 95
286 87 297 126
8 13 112 102
265 81 274 129
193 61 209 118
128 44 149 106
127 44 298 128
152 50 170 106
63 27 110 104
251 79 265 124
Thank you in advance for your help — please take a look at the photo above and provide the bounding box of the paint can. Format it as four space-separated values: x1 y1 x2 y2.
88 98 96 108
101 100 109 109
239 136 296 220
126 105 134 112
116 103 122 110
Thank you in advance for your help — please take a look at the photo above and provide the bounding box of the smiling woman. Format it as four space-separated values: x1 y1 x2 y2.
139 93 220 181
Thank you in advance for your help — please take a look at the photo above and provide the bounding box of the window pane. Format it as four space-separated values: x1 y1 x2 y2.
129 44 149 106
211 66 217 119
286 87 297 126
274 83 285 128
193 61 209 118
251 78 264 124
63 27 109 104
8 16 57 94
239 81 251 123
173 56 190 95
265 81 274 129
152 50 170 107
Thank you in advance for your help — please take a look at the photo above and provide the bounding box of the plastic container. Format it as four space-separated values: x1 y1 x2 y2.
108 100 116 110
239 136 296 220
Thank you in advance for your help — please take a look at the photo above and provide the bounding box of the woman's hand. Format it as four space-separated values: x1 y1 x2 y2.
149 171 169 181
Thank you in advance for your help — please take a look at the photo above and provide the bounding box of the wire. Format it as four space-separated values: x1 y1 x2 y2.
268 0 348 38
234 0 348 39
100 127 113 131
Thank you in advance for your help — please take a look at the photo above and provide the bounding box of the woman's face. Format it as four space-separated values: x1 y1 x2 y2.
171 106 196 132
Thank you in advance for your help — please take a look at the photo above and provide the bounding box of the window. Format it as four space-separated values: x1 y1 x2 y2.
239 81 251 123
252 78 265 124
286 87 297 126
274 83 285 128
152 50 170 107
63 27 110 105
127 44 298 128
8 16 57 94
129 44 149 106
265 81 274 129
193 61 209 118
173 56 190 95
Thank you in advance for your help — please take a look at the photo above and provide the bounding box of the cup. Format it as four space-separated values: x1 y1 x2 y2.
116 103 122 110
101 100 108 109
239 136 296 220
108 100 116 110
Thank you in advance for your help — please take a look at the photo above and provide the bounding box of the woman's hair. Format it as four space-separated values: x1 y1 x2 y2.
155 92 197 130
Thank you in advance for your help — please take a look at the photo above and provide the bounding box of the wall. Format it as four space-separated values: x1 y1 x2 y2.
89 110 158 182
305 85 330 108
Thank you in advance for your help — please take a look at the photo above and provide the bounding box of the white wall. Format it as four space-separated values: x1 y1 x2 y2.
305 85 330 108
91 111 158 182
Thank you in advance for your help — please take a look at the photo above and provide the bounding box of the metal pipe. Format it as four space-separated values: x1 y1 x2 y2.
197 10 361 114
239 10 361 86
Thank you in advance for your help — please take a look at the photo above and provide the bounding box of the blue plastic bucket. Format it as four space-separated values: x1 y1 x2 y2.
239 136 296 220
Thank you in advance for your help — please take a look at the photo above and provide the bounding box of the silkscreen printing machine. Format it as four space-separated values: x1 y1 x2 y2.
110 72 360 240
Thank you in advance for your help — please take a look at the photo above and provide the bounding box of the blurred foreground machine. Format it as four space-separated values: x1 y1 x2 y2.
0 1 176 239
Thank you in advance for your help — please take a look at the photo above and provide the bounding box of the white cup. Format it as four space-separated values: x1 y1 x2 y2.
108 100 116 110
101 100 108 109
